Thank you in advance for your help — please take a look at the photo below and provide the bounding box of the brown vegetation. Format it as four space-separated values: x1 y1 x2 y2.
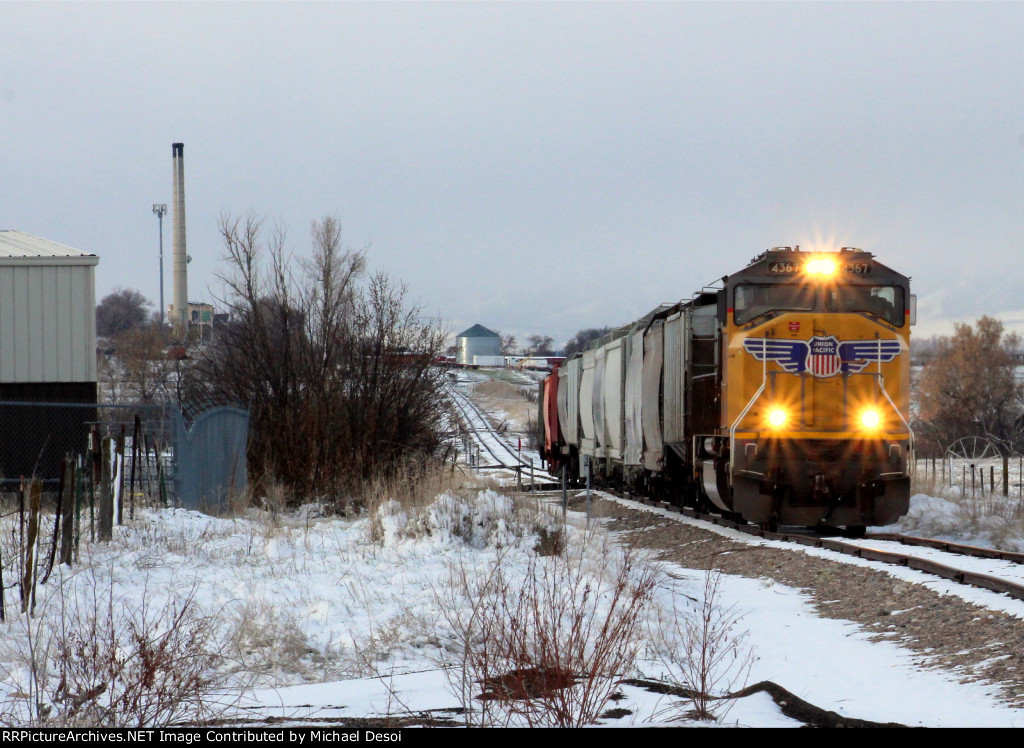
184 214 449 504
917 315 1023 455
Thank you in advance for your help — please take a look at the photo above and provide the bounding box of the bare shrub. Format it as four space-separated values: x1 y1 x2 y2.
186 214 449 504
0 573 236 727
104 325 177 404
646 566 755 722
436 539 658 727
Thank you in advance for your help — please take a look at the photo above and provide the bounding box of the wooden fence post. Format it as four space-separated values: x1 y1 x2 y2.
117 427 126 525
130 414 140 521
60 459 75 566
98 435 113 542
22 479 41 614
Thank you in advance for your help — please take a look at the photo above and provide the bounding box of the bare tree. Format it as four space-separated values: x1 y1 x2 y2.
185 213 448 503
96 288 152 339
500 333 518 356
563 327 612 357
917 315 1023 455
108 325 176 403
525 335 554 356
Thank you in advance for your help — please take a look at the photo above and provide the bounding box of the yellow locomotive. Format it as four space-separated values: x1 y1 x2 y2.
541 246 914 533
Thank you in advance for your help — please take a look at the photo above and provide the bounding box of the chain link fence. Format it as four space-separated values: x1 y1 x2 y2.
0 400 248 512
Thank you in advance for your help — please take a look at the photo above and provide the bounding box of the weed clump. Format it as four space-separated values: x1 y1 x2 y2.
371 489 562 554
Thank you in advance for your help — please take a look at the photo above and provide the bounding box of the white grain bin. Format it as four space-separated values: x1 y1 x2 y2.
456 324 501 366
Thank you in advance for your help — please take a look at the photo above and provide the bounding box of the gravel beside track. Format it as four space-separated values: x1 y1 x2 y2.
583 494 1024 707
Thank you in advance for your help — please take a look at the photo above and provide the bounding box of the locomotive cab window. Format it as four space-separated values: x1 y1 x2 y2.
733 284 814 324
829 285 905 326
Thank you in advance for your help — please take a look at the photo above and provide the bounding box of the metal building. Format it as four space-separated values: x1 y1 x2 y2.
455 323 501 366
0 230 99 484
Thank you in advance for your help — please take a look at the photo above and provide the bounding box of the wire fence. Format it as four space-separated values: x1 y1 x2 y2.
0 401 171 492
0 400 250 621
915 455 1024 499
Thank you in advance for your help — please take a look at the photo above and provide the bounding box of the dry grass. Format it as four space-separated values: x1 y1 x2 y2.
0 571 238 727
371 485 564 555
469 380 537 436
904 471 1024 551
223 599 347 685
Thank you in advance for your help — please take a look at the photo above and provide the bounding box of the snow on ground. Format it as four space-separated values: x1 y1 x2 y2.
238 503 1024 727
4 485 1023 727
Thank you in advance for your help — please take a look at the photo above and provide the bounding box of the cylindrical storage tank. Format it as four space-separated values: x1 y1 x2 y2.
642 319 666 471
624 328 645 466
456 324 501 365
602 336 625 462
579 349 596 458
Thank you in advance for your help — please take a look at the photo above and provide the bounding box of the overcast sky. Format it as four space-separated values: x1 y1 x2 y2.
3 2 1024 347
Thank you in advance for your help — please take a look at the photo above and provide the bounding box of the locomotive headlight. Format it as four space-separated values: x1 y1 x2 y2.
805 257 837 276
768 408 788 428
859 409 881 429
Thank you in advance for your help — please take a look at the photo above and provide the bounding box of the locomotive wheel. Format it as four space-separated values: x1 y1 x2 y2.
846 525 866 538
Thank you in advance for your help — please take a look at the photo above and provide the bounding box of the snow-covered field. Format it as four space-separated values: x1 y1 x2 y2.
2 368 1023 727
2 486 1022 728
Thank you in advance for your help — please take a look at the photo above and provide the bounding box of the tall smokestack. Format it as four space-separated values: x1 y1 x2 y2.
171 143 189 339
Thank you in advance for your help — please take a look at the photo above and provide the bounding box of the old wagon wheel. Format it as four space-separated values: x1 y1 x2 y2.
945 436 1001 461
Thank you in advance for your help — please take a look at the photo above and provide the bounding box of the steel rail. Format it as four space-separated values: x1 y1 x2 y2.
447 382 558 482
598 489 1024 603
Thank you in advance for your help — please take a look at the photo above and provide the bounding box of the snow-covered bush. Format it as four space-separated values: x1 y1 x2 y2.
372 489 563 555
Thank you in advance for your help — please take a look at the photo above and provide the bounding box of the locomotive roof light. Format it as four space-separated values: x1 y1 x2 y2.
804 257 837 277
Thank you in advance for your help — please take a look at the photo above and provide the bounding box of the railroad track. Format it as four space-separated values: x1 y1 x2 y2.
447 382 556 485
597 489 1024 603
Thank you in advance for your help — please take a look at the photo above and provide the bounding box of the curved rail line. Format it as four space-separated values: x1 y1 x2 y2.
599 490 1024 603
449 389 510 469
448 383 545 474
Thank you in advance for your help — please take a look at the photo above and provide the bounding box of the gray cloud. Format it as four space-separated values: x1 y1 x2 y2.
2 3 1023 347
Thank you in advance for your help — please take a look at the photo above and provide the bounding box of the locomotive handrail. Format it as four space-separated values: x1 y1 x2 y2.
728 339 769 476
872 369 916 476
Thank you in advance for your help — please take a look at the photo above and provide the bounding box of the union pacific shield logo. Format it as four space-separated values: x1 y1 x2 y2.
743 336 902 378
808 336 841 377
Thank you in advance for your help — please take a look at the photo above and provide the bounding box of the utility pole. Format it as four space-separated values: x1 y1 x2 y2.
152 203 167 326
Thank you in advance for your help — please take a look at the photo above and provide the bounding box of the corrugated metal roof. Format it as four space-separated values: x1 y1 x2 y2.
456 323 500 339
0 230 96 259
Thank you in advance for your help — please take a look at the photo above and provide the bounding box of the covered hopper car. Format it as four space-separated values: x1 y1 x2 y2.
539 246 915 534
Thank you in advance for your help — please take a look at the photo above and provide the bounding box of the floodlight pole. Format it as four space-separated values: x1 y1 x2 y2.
152 203 167 325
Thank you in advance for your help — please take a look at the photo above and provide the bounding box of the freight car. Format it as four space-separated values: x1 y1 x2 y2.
539 246 915 534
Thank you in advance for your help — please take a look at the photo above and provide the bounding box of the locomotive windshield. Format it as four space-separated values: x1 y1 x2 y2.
828 285 904 326
733 284 814 324
734 283 905 326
